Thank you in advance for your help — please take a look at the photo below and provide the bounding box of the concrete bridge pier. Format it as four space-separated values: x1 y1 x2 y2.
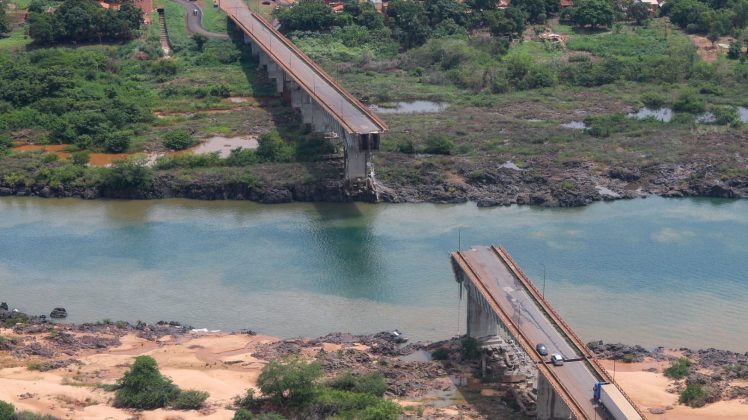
239 32 375 181
537 375 573 420
455 271 499 339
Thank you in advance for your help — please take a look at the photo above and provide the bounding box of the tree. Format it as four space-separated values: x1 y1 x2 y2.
114 356 180 409
103 131 131 153
627 2 650 25
28 0 142 44
728 40 743 59
257 358 322 406
514 0 548 23
425 0 467 26
488 6 527 40
387 0 431 48
662 0 710 32
192 33 208 51
256 130 293 162
0 1 9 35
572 0 616 29
276 0 337 32
0 400 14 420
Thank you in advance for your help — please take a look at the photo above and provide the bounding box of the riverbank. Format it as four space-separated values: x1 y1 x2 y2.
0 306 520 419
2 304 747 419
0 152 746 207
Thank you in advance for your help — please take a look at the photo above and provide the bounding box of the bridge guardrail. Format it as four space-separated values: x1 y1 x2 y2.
451 252 588 420
221 1 387 135
492 246 647 420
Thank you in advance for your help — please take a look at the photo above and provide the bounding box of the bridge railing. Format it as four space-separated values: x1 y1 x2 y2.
492 245 647 420
221 1 387 135
451 252 588 420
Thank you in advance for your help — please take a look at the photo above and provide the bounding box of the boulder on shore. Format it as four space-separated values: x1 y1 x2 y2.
50 307 67 318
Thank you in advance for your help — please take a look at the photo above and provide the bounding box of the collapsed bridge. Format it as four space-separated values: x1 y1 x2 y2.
219 0 388 180
452 245 645 419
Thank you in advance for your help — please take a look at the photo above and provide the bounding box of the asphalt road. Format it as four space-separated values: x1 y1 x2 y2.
460 246 608 419
219 0 385 135
172 0 229 39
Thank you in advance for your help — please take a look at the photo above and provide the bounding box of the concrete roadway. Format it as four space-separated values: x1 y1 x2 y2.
172 0 230 39
460 246 606 419
218 0 386 135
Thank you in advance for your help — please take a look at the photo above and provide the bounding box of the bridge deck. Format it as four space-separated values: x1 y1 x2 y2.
453 246 644 419
219 0 387 135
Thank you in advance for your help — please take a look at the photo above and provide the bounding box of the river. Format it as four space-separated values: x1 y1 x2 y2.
0 197 746 351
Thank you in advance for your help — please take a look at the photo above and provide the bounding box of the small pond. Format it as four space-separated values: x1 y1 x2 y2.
628 107 673 122
190 136 258 158
560 121 587 129
738 107 748 123
370 101 449 114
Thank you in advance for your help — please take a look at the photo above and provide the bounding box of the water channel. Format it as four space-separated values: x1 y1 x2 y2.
1 197 746 351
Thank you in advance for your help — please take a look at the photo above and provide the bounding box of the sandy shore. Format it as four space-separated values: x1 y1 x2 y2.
0 330 275 419
600 359 748 419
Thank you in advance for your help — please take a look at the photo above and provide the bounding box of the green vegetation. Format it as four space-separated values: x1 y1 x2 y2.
327 371 388 397
664 357 692 379
461 336 480 360
679 383 711 407
0 401 13 420
0 401 56 420
172 390 210 410
257 358 323 406
113 356 181 409
431 347 450 360
112 356 208 410
0 1 8 35
27 0 143 44
163 129 195 150
662 0 748 37
239 358 400 419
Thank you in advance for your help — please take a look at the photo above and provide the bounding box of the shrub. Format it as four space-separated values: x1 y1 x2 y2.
710 106 740 126
313 388 399 420
113 356 180 409
232 409 254 420
396 138 415 154
234 389 255 409
641 92 666 109
679 383 710 407
328 372 387 397
256 130 293 163
673 92 706 114
153 153 222 170
163 129 195 151
103 131 131 153
423 135 455 155
70 151 90 166
172 390 209 410
431 347 449 360
461 337 480 360
225 148 258 166
664 357 692 379
99 157 152 193
0 401 14 420
257 358 322 407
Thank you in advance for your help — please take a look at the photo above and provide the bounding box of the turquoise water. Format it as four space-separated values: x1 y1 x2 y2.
0 197 746 351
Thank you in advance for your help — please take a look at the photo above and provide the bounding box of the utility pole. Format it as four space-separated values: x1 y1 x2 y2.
540 262 546 299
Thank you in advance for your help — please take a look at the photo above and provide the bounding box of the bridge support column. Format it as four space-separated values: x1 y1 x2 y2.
466 286 499 338
342 132 367 179
537 375 573 420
